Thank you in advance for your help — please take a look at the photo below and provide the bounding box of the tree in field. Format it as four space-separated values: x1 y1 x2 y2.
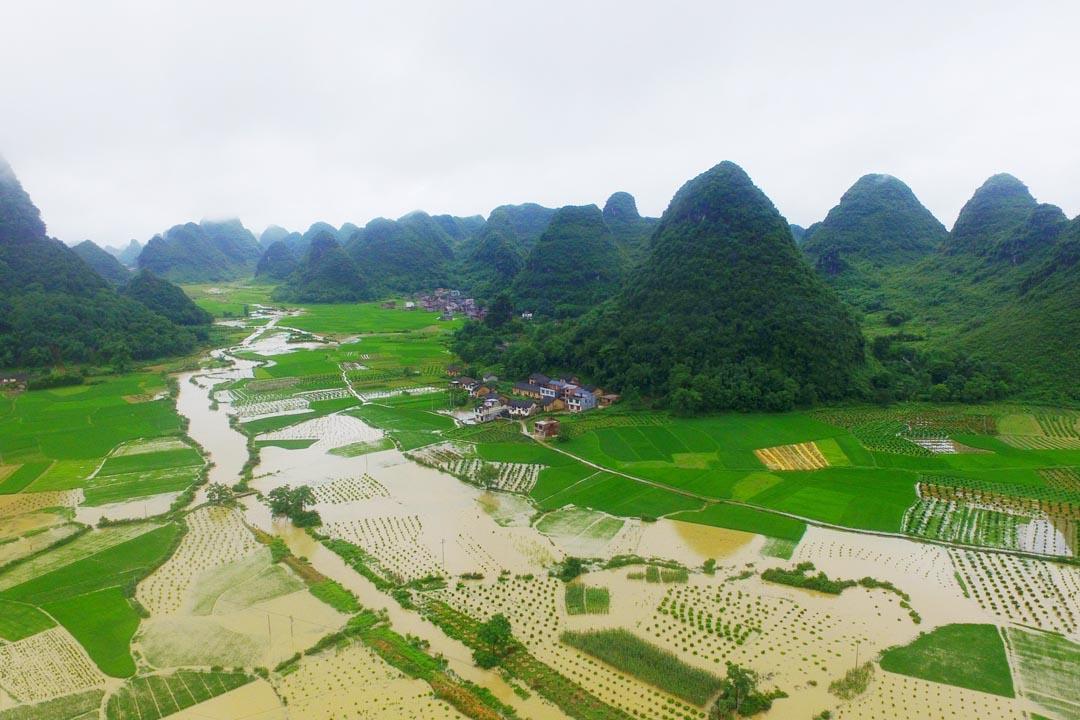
206 483 234 506
266 484 320 526
476 462 499 488
709 662 786 719
558 556 584 582
473 613 514 668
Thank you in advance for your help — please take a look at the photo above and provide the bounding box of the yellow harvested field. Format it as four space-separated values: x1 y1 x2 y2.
137 506 260 615
275 639 465 719
0 628 105 703
754 441 829 470
0 490 83 518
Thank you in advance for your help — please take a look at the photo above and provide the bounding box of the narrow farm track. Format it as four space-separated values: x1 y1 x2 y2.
526 429 1080 567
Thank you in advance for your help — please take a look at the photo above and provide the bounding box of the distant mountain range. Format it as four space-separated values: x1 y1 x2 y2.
4 153 1076 405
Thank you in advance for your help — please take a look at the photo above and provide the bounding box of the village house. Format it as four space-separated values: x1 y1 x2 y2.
566 389 597 413
451 376 479 394
508 398 538 418
512 382 544 400
528 373 550 386
474 396 508 423
533 418 560 438
482 373 499 384
539 396 565 412
0 373 28 392
472 384 501 399
446 364 463 377
598 393 621 408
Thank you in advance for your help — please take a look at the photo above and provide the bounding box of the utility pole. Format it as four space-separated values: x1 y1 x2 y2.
854 639 860 670
442 538 446 571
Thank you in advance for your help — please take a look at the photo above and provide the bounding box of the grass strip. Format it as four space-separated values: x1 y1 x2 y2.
561 628 721 706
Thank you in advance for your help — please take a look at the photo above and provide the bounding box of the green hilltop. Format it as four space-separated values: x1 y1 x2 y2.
72 239 132 287
344 211 455 293
122 270 214 327
801 173 946 285
255 240 300 281
138 218 261 282
816 172 1078 403
602 191 658 265
510 204 623 319
274 231 372 303
545 161 866 411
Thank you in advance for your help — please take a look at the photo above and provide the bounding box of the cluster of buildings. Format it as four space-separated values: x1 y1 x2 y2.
448 368 619 425
416 289 485 321
0 373 28 392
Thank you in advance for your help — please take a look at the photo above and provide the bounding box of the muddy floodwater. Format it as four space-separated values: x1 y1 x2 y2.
166 312 1079 720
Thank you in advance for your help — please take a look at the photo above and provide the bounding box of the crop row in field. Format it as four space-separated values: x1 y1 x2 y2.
917 481 1080 520
558 412 671 439
564 583 610 615
1004 627 1080 720
923 473 1080 508
311 474 390 504
0 627 105 704
998 435 1080 450
0 688 104 720
1035 414 1080 438
754 441 829 470
901 498 1022 550
422 598 637 720
950 549 1079 635
104 670 253 720
1040 467 1080 493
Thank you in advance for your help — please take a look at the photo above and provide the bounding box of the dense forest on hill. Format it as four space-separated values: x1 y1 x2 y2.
344 212 455 292
122 270 214 327
255 240 299 280
273 232 372 303
456 162 867 412
510 204 623 319
138 219 261 282
0 159 198 368
602 191 658 265
72 239 131 286
855 175 1080 403
801 174 947 287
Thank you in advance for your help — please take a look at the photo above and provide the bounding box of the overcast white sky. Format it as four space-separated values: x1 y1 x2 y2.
2 1 1078 247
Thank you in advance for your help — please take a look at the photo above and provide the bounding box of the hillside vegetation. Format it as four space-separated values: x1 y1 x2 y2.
273 231 372 303
138 219 261 282
510 204 623 319
0 158 198 368
72 240 132 286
